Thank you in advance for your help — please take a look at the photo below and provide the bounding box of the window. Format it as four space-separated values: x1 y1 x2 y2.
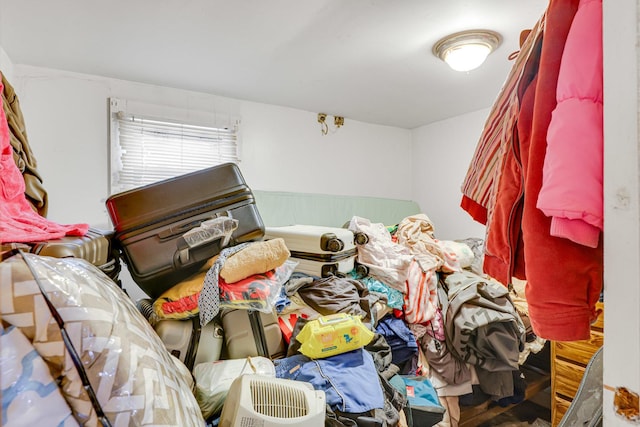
109 98 240 194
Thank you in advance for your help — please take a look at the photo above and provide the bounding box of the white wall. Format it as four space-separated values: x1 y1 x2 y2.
602 0 640 423
11 65 415 299
12 65 413 228
0 46 13 81
239 102 413 200
411 108 488 240
0 7 14 80
8 64 490 300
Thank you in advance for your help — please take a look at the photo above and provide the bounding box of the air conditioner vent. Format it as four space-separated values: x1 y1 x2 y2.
250 378 310 418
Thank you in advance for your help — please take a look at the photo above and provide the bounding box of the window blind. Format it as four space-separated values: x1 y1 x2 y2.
110 109 239 194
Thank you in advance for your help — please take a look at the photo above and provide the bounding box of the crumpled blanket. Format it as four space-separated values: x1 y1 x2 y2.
348 215 413 292
396 214 457 272
0 78 88 243
403 258 439 324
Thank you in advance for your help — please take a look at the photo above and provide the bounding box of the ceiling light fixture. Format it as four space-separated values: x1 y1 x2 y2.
433 30 501 72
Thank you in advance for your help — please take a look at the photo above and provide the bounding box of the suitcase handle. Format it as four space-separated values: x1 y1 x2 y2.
157 219 204 240
157 213 237 240
176 217 239 264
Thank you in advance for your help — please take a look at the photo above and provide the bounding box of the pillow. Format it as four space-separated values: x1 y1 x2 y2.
437 240 475 270
193 357 275 419
1 324 79 427
219 238 290 283
0 252 205 426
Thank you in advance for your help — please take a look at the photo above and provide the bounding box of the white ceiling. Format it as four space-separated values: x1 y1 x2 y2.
0 0 548 129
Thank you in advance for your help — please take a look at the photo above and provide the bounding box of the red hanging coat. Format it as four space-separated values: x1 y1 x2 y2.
479 0 604 341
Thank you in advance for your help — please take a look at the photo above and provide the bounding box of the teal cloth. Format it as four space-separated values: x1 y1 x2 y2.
349 271 404 310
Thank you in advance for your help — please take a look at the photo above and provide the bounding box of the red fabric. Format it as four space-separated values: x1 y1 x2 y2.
0 77 89 243
522 0 603 341
160 293 200 315
483 0 603 341
278 313 301 344
537 0 603 247
460 13 546 225
218 269 279 306
460 195 487 225
483 27 541 286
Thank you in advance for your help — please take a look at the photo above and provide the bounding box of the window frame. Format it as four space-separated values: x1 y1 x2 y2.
108 97 241 195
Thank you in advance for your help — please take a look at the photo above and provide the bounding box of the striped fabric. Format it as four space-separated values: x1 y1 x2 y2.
460 12 547 224
403 259 438 324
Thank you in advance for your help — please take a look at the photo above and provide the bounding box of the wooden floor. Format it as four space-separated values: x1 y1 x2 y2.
478 399 552 426
458 341 553 427
459 364 552 427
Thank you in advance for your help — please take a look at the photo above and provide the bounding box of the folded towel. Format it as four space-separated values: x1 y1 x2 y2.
220 238 290 283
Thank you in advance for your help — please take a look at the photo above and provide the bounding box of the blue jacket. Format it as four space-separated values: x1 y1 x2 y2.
274 349 385 413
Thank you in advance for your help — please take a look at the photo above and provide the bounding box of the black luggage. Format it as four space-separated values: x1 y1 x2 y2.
105 163 264 298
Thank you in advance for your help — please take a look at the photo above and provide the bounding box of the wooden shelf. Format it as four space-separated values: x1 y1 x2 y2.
460 364 551 427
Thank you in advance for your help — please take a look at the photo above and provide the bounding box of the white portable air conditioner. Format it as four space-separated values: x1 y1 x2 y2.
219 374 326 427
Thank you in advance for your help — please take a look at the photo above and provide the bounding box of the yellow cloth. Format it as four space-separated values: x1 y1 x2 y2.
220 238 290 283
153 257 216 319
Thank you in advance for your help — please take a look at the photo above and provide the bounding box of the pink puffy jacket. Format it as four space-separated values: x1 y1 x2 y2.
537 0 603 248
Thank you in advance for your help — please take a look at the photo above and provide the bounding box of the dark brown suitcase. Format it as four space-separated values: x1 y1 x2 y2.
105 163 264 298
27 227 122 284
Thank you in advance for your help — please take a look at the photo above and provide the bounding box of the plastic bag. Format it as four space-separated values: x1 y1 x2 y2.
183 217 238 248
1 253 205 426
218 259 297 313
1 325 79 427
193 357 275 419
